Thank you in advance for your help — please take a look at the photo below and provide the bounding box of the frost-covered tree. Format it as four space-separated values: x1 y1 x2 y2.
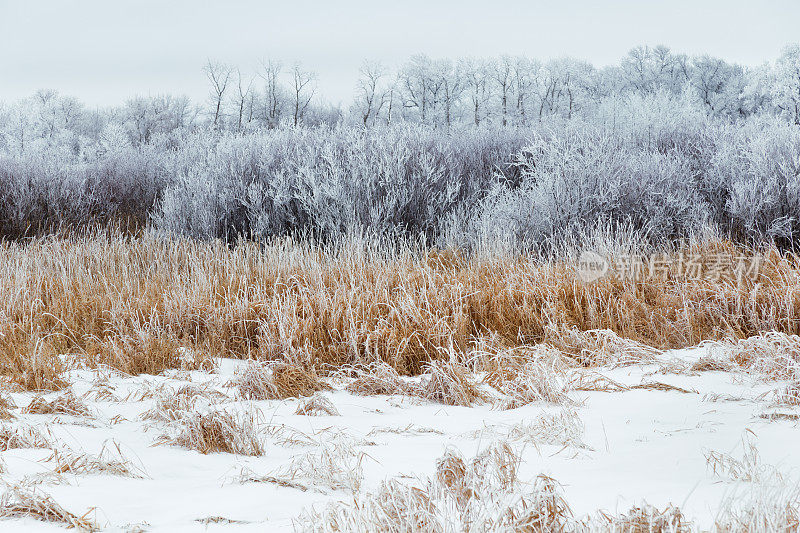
773 44 800 125
492 56 514 126
203 60 233 128
259 59 285 128
690 55 745 118
620 45 688 95
290 63 316 127
123 95 194 145
460 58 490 126
232 68 255 132
353 61 389 126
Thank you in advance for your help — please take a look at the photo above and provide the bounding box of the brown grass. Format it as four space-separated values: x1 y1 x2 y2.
343 362 414 396
296 445 573 532
482 347 573 408
234 361 330 400
630 381 698 394
45 441 148 478
0 394 17 420
23 391 92 417
595 503 692 532
295 393 340 416
87 327 213 376
710 332 800 381
0 423 52 451
1 233 800 382
418 357 486 407
159 408 265 456
140 383 229 423
0 485 96 531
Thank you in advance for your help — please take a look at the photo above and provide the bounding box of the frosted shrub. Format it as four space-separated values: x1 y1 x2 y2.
3 119 800 254
472 127 709 254
709 118 800 245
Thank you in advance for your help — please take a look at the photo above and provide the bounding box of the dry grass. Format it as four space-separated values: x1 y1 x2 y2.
0 326 68 392
0 423 52 451
630 381 698 394
159 408 265 456
0 485 96 531
491 409 589 449
545 326 663 368
705 435 782 484
234 361 330 400
592 503 692 532
769 382 800 406
418 357 486 407
295 393 340 416
270 438 367 493
81 375 120 402
140 383 228 423
0 394 17 420
87 327 213 376
690 355 735 372
296 444 574 532
23 391 92 417
569 372 631 392
44 441 148 478
715 483 800 532
483 350 573 409
0 234 798 384
343 362 414 396
710 332 800 381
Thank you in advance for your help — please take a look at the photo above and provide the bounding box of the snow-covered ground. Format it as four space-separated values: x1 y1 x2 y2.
1 346 798 531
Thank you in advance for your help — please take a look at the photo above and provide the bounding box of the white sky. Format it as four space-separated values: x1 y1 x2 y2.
1 0 798 107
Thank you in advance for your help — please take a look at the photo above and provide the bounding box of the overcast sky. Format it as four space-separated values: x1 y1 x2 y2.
1 0 798 107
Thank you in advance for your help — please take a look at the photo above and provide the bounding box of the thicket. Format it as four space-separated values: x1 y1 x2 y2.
1 94 799 254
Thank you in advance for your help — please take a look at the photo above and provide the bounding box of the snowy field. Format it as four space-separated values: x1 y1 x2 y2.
0 344 797 531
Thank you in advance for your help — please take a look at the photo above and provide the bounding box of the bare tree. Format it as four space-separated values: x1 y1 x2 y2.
385 79 397 125
462 58 490 126
291 63 316 126
259 59 283 128
437 59 463 129
774 44 800 125
513 57 537 125
233 68 254 132
400 55 433 123
492 56 514 126
203 60 233 128
355 61 388 126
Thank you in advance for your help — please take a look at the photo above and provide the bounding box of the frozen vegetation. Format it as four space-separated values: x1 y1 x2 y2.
1 43 800 531
0 45 799 254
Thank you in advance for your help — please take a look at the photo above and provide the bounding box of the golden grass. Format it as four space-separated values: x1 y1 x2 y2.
234 361 330 400
297 445 574 532
596 503 692 532
295 393 340 416
0 423 52 451
160 408 265 456
343 362 413 396
0 485 96 531
45 441 148 478
23 391 92 417
2 233 800 383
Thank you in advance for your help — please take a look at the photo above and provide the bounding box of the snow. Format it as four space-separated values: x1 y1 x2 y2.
2 345 799 531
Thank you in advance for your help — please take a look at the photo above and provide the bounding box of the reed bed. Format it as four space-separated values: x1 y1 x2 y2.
1 233 799 389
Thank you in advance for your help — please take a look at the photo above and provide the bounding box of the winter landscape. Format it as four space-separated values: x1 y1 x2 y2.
3 1 800 531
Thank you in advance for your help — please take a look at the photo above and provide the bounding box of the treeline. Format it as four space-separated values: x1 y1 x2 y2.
1 91 799 254
1 45 800 154
0 46 799 253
